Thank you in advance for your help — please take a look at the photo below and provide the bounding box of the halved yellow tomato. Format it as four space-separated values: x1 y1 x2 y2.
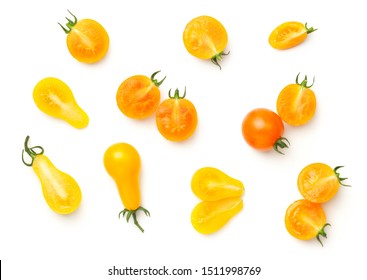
269 22 316 50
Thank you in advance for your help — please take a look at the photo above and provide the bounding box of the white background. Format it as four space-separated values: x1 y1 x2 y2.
1 0 366 279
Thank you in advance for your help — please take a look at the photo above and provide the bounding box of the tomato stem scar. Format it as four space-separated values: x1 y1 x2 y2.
119 206 150 233
316 223 331 247
58 10 78 34
22 136 44 167
150 70 166 87
168 87 186 99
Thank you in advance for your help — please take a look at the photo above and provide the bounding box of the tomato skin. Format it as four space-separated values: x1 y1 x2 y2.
33 77 89 129
155 89 198 142
191 197 243 234
191 167 244 201
116 71 165 119
183 15 228 68
276 74 316 126
269 22 316 50
285 199 330 246
241 108 287 153
103 142 150 232
103 143 141 211
298 163 344 203
59 11 109 63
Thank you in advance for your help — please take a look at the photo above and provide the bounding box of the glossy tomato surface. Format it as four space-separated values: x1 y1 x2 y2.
241 108 286 152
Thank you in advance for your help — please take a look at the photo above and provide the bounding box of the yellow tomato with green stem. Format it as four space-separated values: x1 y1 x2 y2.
183 15 229 69
58 10 109 63
276 73 317 126
269 22 317 50
104 142 149 233
285 199 330 246
22 136 82 215
298 163 350 203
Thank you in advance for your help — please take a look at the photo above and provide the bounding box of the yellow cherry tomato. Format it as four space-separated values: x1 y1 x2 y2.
191 197 243 234
276 73 317 126
183 15 229 69
269 22 317 50
33 77 89 129
22 136 82 215
285 199 330 246
191 167 244 201
104 142 149 232
298 163 350 203
59 10 109 63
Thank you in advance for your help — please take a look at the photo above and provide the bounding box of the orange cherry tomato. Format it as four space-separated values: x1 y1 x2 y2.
241 108 289 154
269 22 317 50
183 15 229 69
155 88 198 142
116 71 166 119
276 73 317 126
285 199 330 246
298 163 350 203
58 10 109 63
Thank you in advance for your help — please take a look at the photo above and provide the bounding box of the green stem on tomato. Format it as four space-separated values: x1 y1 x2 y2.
119 206 150 233
151 70 166 87
296 73 315 89
316 223 331 247
211 51 230 70
273 137 290 155
305 23 317 34
334 166 351 187
168 87 186 99
22 136 44 167
58 10 77 34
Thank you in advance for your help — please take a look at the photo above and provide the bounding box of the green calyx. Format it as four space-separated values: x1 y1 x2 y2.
119 206 150 233
168 87 186 99
211 51 230 70
334 166 351 187
22 136 44 167
296 73 315 89
58 10 78 34
273 137 290 155
305 23 317 34
316 223 331 247
150 70 166 87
